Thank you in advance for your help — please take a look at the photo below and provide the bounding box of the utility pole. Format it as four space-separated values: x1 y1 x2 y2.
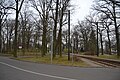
0 9 2 53
0 18 2 53
68 10 70 61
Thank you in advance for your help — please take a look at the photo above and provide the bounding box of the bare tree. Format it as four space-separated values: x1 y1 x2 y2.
77 20 91 52
98 14 112 55
13 0 24 57
56 0 70 57
31 0 52 57
5 19 15 54
0 0 14 53
93 0 120 57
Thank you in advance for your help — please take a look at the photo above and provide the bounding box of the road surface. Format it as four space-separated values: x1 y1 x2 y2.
0 56 120 80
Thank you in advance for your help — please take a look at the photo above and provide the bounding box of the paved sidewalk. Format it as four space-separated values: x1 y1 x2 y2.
81 58 102 67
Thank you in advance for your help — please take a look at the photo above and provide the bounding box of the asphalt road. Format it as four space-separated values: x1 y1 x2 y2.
0 56 120 80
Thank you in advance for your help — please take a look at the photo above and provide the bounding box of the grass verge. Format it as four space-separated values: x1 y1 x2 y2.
16 55 90 67
99 54 120 60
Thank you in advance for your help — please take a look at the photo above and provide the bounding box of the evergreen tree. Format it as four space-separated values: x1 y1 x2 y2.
89 29 97 55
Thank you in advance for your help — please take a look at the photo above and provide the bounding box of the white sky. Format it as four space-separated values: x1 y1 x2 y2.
70 0 94 25
8 0 94 26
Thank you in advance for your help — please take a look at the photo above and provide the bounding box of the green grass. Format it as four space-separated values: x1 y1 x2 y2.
79 52 120 60
17 55 89 67
99 54 120 60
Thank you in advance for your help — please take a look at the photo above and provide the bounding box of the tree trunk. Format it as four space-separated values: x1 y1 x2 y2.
113 2 120 57
100 33 104 55
96 22 99 56
42 21 47 57
53 0 59 58
106 27 111 55
57 26 62 57
26 37 30 50
57 31 61 55
41 1 47 57
13 0 19 57
13 0 24 57
57 7 64 57
6 24 9 54
68 10 70 61
83 35 88 52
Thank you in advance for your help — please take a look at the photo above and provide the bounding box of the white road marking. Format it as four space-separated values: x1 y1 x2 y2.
0 62 77 80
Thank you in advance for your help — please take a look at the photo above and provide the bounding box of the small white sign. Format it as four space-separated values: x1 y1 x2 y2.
19 46 22 49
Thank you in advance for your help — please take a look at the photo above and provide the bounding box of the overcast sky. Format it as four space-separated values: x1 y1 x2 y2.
70 0 94 25
8 0 94 26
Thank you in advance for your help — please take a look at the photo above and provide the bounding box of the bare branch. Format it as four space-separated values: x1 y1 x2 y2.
18 0 25 13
